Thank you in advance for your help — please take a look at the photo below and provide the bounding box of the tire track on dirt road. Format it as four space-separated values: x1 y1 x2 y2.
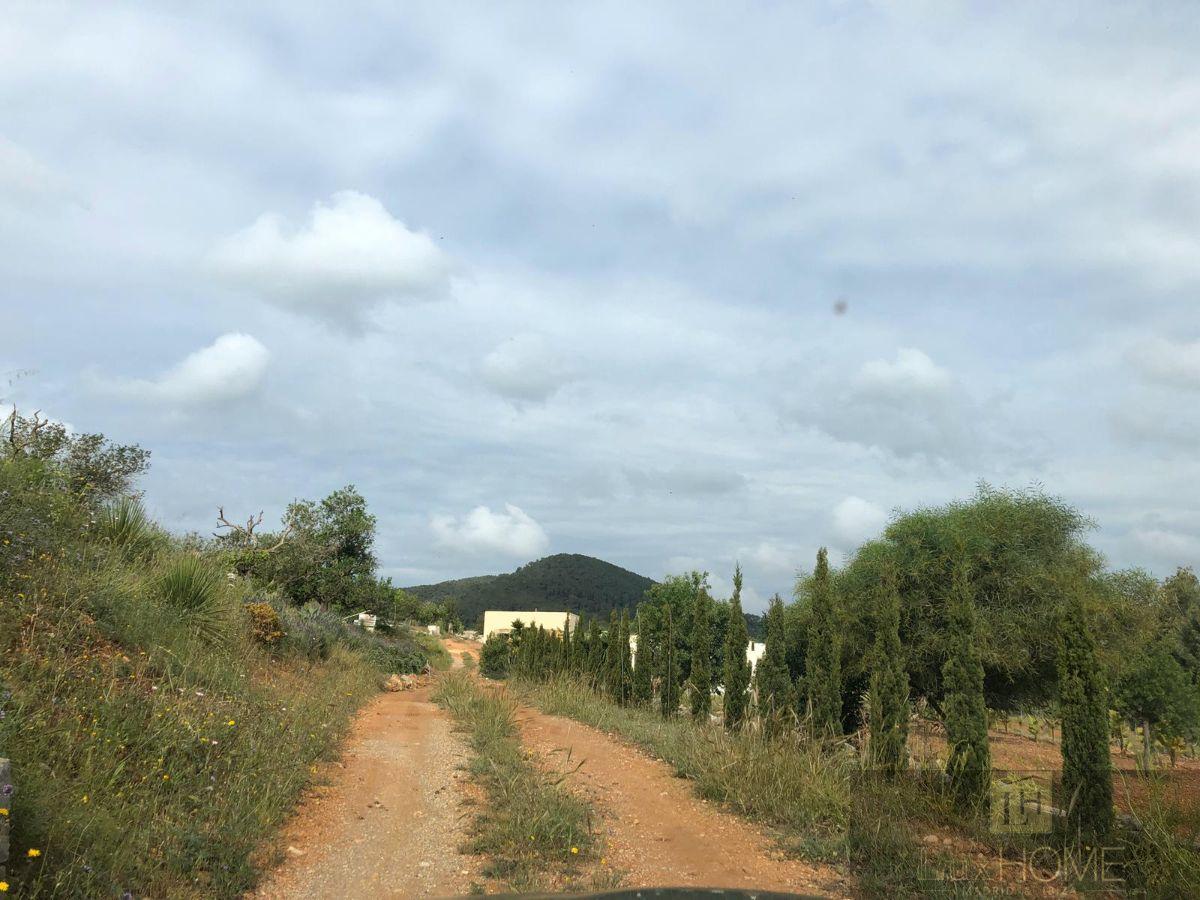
252 683 477 899
515 704 851 897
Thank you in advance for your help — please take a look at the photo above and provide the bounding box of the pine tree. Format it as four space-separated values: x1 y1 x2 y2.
942 563 991 813
689 584 713 720
1057 589 1114 843
805 548 842 736
868 567 909 777
723 563 752 731
660 604 680 718
756 593 796 736
632 608 653 705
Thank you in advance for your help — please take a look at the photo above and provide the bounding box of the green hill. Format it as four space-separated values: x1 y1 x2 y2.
406 553 657 628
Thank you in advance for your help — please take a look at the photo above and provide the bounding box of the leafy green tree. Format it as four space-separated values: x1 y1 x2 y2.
1115 647 1200 772
835 486 1139 712
868 568 909 777
942 564 991 813
245 485 379 612
632 608 654 705
2 407 150 504
756 593 796 736
723 564 752 731
805 547 842 736
659 604 680 718
1056 589 1114 842
689 585 713 720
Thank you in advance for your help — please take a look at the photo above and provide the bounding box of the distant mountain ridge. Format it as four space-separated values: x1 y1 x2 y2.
405 553 656 628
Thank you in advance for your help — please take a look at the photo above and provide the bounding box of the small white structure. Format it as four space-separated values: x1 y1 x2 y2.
347 612 377 632
427 623 441 636
746 640 767 673
482 610 579 641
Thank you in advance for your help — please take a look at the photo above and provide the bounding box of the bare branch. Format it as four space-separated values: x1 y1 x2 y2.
215 506 291 552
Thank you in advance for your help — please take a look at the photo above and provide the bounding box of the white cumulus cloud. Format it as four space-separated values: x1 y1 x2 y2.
100 332 269 406
431 503 550 557
832 496 889 547
209 191 453 328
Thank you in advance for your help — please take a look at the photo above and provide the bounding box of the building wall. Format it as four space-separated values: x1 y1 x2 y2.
482 610 581 641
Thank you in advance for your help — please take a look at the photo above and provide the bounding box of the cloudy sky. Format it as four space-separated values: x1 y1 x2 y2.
3 2 1199 610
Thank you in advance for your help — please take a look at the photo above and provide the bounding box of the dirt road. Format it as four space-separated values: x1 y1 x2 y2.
517 707 848 897
255 637 846 898
252 683 476 899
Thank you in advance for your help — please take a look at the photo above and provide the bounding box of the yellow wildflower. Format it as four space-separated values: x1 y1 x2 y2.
570 846 579 854
1 880 9 891
28 848 41 857
0 808 8 816
81 795 89 804
227 719 236 726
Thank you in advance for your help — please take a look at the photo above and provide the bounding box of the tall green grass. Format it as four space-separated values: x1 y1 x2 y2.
433 672 596 892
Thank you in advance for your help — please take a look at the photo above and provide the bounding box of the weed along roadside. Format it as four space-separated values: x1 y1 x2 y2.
432 670 603 895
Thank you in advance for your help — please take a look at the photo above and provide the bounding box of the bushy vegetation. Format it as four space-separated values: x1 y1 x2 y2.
489 484 1200 893
432 672 596 892
0 409 438 896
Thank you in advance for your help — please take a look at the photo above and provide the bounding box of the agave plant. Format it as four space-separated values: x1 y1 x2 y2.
157 555 230 644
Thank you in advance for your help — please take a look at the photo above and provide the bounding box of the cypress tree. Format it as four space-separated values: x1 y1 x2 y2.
868 567 909 777
723 564 752 731
805 548 842 736
570 614 586 673
632 608 653 705
660 604 680 718
618 610 633 705
1057 589 1114 843
756 593 796 736
605 609 621 699
942 563 991 813
587 617 604 684
689 584 713 720
560 615 573 674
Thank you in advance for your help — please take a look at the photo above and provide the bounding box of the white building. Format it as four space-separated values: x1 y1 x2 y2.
482 610 580 641
746 640 767 673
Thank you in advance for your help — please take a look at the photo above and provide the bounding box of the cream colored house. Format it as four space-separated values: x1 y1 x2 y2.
482 610 580 641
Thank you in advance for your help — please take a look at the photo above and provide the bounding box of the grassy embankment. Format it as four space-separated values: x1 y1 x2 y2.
432 671 602 893
0 457 434 897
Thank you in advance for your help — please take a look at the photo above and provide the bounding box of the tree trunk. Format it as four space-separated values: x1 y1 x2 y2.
1143 719 1153 773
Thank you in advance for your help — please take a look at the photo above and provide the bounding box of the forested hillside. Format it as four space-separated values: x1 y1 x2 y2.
407 553 656 627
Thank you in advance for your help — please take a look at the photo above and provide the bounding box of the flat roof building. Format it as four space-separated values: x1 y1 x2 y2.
482 610 580 642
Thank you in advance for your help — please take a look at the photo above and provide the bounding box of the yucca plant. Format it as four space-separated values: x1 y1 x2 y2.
97 496 157 558
157 555 230 644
